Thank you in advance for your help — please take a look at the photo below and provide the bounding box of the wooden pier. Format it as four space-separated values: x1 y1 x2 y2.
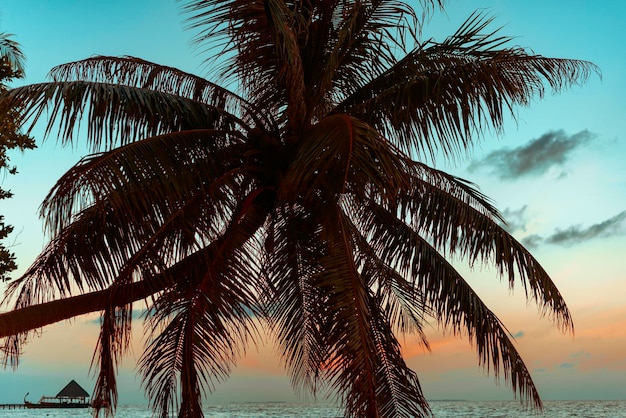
0 403 25 409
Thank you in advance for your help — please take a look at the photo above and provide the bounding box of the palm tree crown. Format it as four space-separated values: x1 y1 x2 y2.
0 2 597 417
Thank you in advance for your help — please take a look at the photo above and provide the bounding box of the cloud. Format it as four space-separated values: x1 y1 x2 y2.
554 352 591 370
570 351 591 359
545 211 626 246
468 130 594 179
520 211 626 248
501 206 529 233
521 234 543 249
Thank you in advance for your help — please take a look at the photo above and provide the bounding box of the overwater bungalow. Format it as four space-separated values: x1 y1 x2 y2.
24 379 90 409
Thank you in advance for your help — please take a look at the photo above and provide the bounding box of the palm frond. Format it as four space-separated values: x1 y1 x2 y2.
141 195 270 417
142 293 245 417
314 204 378 416
90 306 132 417
399 164 572 330
47 55 281 132
314 203 430 417
3 130 246 309
280 115 411 209
2 81 246 150
350 210 432 342
356 200 545 407
368 298 431 418
333 11 599 158
50 56 243 106
262 0 307 131
310 1 419 113
40 129 243 234
264 208 328 396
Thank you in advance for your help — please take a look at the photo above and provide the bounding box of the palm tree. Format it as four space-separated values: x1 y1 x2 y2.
0 2 597 417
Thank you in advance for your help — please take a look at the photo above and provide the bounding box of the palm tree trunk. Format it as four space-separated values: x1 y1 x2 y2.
0 280 157 338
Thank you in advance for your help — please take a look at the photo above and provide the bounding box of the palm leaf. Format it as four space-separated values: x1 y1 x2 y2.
264 208 329 396
280 114 412 209
50 56 247 108
3 81 245 150
399 165 572 329
333 11 599 158
356 199 545 407
39 129 243 234
90 307 129 417
141 194 271 417
315 203 430 417
4 130 246 309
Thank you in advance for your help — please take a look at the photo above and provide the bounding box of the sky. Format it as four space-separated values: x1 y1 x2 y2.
0 0 624 406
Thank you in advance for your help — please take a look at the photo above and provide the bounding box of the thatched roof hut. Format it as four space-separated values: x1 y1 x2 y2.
55 380 90 401
24 379 91 408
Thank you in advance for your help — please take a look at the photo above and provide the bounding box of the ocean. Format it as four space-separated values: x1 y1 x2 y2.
0 401 624 417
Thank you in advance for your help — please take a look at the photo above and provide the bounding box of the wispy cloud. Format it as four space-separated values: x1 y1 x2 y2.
570 351 591 359
501 206 529 233
521 234 543 249
521 211 626 248
554 351 591 370
545 211 626 245
469 130 594 179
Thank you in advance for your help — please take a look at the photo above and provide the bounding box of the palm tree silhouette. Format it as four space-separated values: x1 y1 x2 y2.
0 2 597 417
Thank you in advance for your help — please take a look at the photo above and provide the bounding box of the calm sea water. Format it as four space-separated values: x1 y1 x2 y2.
0 401 624 417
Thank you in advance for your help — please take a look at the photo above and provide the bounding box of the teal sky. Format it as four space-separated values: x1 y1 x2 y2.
0 0 625 405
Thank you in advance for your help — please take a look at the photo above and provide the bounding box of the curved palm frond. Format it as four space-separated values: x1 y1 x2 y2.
279 114 411 208
3 81 247 150
4 130 245 307
50 56 245 107
367 296 430 418
333 11 599 158
141 190 272 417
303 1 414 116
263 208 327 396
181 0 305 130
90 306 130 417
316 203 430 417
352 197 545 407
142 275 251 417
40 129 243 234
48 55 280 130
350 214 432 342
399 164 572 330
